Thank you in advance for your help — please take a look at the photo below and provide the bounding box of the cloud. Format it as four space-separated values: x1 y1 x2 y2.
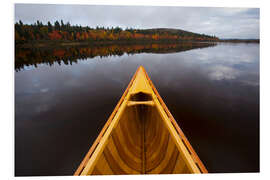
15 4 259 39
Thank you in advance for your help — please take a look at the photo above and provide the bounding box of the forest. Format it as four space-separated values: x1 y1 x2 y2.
15 20 219 45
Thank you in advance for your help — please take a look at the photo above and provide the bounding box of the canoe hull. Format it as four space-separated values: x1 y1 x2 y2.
74 66 207 175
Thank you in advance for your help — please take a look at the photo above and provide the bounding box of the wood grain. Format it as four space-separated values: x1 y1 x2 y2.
74 66 207 175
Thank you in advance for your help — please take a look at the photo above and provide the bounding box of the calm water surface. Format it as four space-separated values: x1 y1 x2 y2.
15 43 259 175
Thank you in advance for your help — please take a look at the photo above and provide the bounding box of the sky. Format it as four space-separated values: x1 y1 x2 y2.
14 4 260 39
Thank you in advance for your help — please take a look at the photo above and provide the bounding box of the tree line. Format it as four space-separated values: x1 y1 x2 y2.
15 20 219 44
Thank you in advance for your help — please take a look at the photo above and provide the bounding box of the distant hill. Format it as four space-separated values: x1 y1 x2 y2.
132 28 218 40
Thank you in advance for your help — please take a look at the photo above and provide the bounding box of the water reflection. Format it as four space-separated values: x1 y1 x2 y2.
15 43 259 175
15 42 216 71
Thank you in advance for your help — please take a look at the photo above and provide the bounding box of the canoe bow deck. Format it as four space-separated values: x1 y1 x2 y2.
74 66 207 175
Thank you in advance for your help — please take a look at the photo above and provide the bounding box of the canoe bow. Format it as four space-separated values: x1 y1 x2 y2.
74 66 208 175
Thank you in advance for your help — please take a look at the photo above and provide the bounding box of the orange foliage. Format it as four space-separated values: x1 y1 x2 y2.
53 49 65 57
48 30 62 40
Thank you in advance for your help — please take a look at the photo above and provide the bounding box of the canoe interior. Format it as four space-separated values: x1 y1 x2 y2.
92 94 190 174
75 66 207 175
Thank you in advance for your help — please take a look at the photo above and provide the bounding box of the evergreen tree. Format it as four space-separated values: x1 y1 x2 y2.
48 21 53 33
54 21 60 31
61 20 65 30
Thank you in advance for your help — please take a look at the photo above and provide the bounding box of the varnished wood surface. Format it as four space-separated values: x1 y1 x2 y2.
89 105 192 174
74 66 207 175
73 67 140 176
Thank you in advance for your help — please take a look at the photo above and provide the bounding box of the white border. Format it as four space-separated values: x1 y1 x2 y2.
2 0 269 179
11 0 261 8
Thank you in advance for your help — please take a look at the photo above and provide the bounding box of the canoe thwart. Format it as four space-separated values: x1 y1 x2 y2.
127 100 155 107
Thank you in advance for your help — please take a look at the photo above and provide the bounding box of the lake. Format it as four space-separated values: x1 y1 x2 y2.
15 42 259 176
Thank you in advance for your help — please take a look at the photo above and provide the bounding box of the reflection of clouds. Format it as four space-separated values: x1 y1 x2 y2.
240 80 259 86
40 88 49 93
180 43 259 85
228 53 255 64
33 83 39 87
23 65 35 71
208 65 240 81
33 92 58 114
192 43 259 66
64 80 82 87
196 51 210 61
35 104 50 113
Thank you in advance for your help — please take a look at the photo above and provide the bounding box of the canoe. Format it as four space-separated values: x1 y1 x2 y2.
74 66 207 175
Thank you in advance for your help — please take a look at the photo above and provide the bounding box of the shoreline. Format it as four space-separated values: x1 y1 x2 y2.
15 40 219 49
15 39 259 49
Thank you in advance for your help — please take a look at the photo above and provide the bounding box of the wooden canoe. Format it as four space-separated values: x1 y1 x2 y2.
74 66 207 175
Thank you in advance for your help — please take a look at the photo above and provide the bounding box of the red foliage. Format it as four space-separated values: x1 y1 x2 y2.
48 30 62 40
76 32 81 40
53 49 65 57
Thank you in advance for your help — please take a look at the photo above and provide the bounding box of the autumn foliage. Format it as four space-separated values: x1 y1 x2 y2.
48 30 62 40
15 20 219 44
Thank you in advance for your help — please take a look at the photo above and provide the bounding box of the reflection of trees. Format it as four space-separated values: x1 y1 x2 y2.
15 42 217 71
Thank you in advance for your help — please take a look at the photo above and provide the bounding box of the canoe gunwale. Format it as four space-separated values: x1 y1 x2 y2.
74 66 208 175
141 67 208 173
80 99 128 175
74 67 140 176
